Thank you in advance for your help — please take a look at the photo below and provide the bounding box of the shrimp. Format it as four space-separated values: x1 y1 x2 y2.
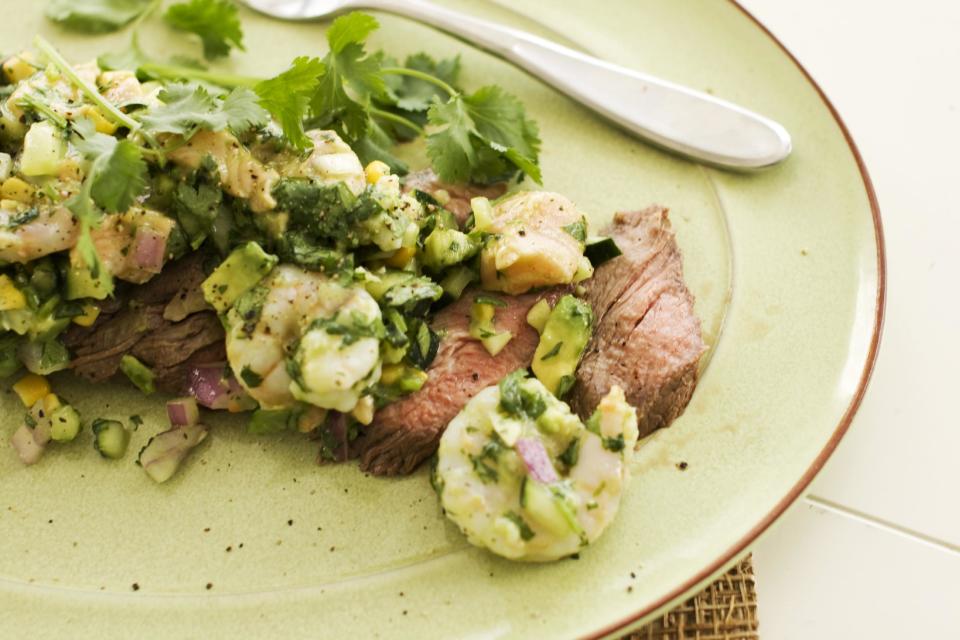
0 201 78 263
167 129 280 213
435 377 638 562
225 265 382 412
480 191 589 294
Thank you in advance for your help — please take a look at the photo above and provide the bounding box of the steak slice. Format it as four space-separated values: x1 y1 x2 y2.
570 207 706 438
354 288 560 475
63 253 226 394
402 169 507 225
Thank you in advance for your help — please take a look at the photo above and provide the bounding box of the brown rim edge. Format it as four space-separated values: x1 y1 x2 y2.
586 2 888 638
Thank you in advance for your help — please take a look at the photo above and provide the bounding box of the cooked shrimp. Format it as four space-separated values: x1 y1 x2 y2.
0 201 78 263
225 265 382 412
436 378 638 561
167 129 280 213
480 191 588 294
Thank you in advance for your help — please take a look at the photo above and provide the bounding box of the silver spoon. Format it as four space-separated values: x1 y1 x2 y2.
242 0 792 170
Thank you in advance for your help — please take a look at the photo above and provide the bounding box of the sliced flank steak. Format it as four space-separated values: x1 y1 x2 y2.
354 287 563 476
570 206 706 439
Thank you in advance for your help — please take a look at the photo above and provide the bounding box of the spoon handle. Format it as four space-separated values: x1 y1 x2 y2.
362 0 791 169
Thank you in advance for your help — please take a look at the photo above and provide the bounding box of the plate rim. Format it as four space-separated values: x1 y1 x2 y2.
586 2 887 637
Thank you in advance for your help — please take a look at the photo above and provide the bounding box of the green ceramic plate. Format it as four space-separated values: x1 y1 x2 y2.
0 1 883 637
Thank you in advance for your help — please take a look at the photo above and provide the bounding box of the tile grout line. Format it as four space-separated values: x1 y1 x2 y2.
805 495 960 556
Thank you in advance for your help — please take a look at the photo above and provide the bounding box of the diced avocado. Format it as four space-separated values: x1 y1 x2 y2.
521 479 582 538
92 419 129 459
28 258 59 298
20 121 65 177
469 296 513 356
532 295 594 397
0 333 22 378
119 355 156 395
525 299 552 333
50 404 81 442
64 262 113 301
439 266 475 300
201 241 278 313
421 228 479 271
362 270 416 301
27 296 70 342
17 338 69 375
584 236 623 267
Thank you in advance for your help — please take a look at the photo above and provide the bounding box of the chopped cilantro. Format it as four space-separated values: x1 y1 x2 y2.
539 341 563 361
559 437 580 468
563 218 588 243
239 365 263 388
498 370 546 419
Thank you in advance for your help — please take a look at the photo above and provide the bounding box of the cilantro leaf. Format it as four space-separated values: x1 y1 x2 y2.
353 115 408 174
326 12 379 54
91 141 148 213
72 119 148 213
254 56 325 150
394 53 460 112
426 86 541 184
425 97 477 184
309 13 387 142
138 83 267 137
45 0 153 33
164 0 244 59
98 32 151 71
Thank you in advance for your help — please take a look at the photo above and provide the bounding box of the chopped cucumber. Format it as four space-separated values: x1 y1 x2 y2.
584 236 622 267
439 266 476 300
17 339 69 375
421 228 479 271
119 355 156 395
138 423 208 483
521 479 580 537
92 419 129 459
50 404 81 442
20 121 65 177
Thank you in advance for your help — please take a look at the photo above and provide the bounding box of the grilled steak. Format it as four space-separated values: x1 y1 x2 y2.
402 169 507 225
63 253 226 394
570 207 705 438
354 288 561 475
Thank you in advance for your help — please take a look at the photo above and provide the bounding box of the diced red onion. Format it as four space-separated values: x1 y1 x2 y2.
187 366 255 412
11 424 44 465
167 397 200 427
188 367 228 409
133 227 168 273
515 437 559 483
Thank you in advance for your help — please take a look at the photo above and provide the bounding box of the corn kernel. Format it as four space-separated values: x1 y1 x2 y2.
0 177 35 204
364 160 390 185
384 246 416 269
0 274 26 311
351 395 375 426
42 393 62 415
297 406 327 433
79 105 117 135
71 303 101 327
13 374 51 408
2 53 37 84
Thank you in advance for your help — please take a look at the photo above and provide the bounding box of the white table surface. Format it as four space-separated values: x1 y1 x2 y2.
736 1 960 637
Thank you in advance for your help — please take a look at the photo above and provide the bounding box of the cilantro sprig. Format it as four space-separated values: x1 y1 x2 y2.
164 0 244 59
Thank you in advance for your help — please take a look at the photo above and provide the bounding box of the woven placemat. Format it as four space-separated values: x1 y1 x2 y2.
623 555 759 640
